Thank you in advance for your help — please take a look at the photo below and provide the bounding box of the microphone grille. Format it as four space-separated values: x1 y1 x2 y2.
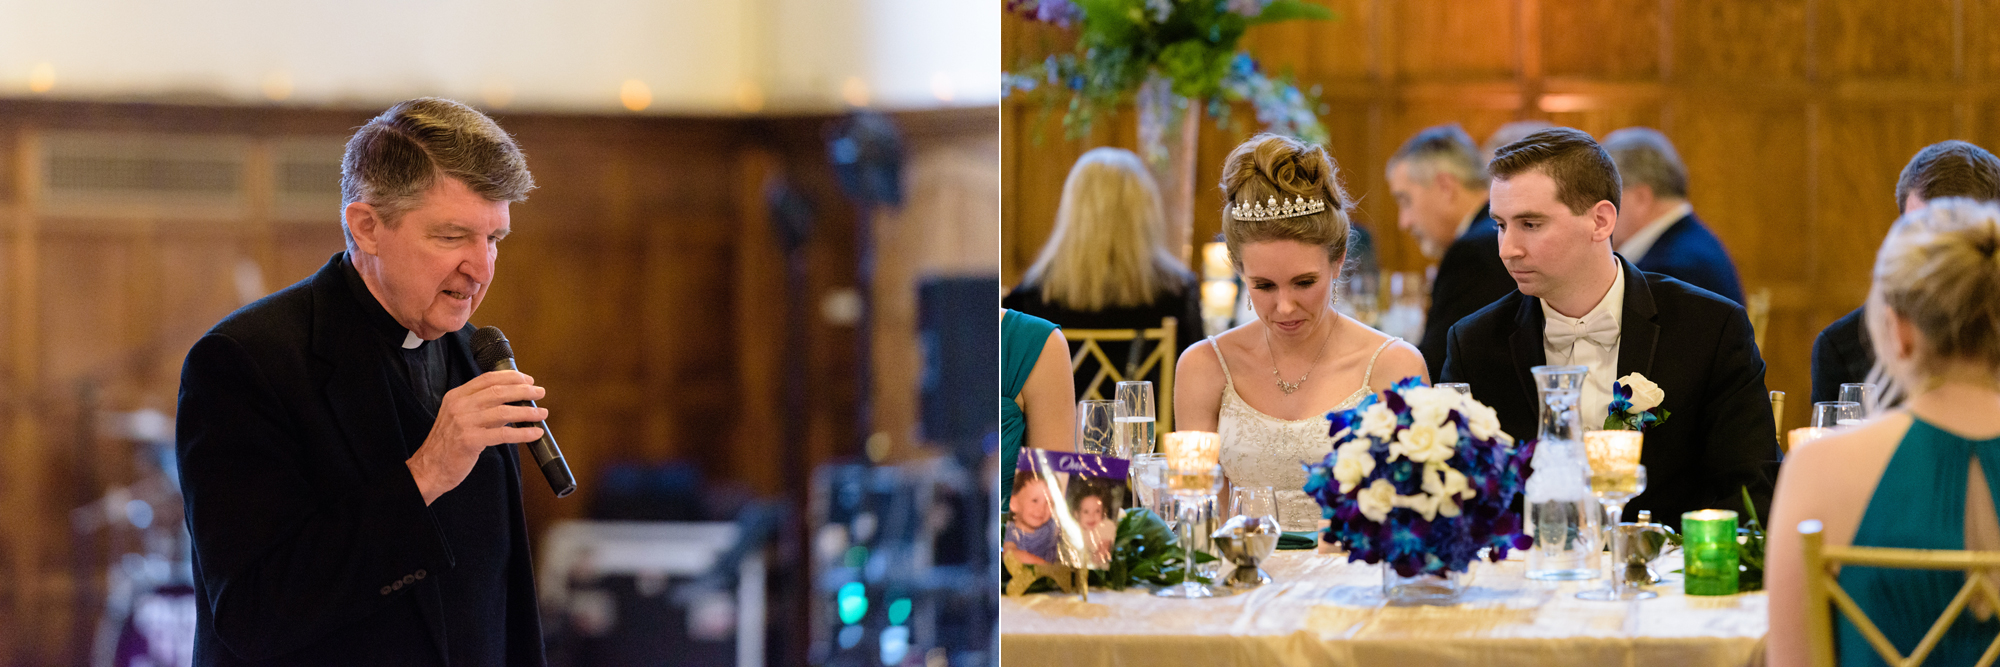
471 326 515 371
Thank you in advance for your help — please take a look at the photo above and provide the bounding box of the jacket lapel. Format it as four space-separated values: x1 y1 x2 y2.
1508 294 1548 399
1616 256 1660 380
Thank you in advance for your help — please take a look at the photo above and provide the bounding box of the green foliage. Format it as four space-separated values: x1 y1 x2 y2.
1000 507 1219 594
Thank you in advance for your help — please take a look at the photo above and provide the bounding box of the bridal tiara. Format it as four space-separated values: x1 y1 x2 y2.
1230 195 1327 222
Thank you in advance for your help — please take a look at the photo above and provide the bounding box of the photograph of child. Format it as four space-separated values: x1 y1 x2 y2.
1005 471 1058 564
1067 477 1125 569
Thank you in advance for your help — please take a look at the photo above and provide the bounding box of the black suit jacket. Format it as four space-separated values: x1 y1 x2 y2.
1632 212 1746 306
176 253 544 666
1420 205 1516 381
1811 306 1873 404
1439 257 1777 530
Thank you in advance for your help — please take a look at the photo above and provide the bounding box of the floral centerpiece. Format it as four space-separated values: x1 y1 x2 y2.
1304 378 1535 581
1002 0 1333 150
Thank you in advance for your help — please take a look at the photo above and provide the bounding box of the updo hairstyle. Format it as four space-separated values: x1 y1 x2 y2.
1866 197 2000 382
1218 133 1355 273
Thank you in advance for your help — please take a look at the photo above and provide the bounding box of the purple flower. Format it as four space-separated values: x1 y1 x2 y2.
1225 0 1274 18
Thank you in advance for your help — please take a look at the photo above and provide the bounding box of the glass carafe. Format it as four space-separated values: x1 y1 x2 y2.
1525 365 1602 581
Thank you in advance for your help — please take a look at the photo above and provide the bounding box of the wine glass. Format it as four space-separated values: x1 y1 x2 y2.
1811 401 1864 428
1839 383 1877 418
1578 430 1654 601
1131 453 1168 514
1436 383 1472 396
1077 400 1118 455
1114 381 1158 457
1154 462 1225 598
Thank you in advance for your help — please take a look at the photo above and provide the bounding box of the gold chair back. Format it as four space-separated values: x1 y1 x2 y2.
1799 519 2000 667
1062 316 1176 433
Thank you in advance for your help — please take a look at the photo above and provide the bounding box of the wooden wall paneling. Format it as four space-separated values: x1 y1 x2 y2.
1393 0 1519 80
1540 0 1662 80
5 127 44 665
1968 0 2000 81
1677 0 1810 82
730 146 785 493
1813 104 1957 305
1243 0 1376 81
1821 0 1959 81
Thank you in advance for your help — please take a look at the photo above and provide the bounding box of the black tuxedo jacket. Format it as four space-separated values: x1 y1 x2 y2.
1420 205 1516 381
1633 212 1746 306
1439 257 1777 530
176 253 543 666
1810 306 1873 404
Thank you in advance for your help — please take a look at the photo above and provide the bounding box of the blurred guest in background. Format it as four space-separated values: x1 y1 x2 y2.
1812 140 2000 404
1387 124 1515 381
1768 198 2000 667
1441 128 1775 530
1005 147 1203 369
999 309 1073 507
1177 134 1426 534
1603 127 1745 305
1482 120 1554 165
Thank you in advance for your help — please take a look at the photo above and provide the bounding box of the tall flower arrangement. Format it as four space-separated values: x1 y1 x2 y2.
1003 0 1333 151
1305 378 1536 577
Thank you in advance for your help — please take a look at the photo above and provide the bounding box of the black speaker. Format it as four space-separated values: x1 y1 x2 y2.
917 276 1000 463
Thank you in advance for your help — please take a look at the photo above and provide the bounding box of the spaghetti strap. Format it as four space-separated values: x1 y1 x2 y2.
1207 336 1233 387
1358 337 1401 389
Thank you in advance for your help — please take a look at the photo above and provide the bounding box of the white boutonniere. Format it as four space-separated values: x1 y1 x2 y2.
1605 372 1671 431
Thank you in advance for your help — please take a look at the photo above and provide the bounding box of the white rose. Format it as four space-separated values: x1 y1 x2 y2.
1357 402 1397 441
1620 373 1665 413
1332 440 1377 493
1358 478 1397 522
1420 460 1477 502
1394 491 1441 521
1460 399 1504 442
1403 387 1453 430
1391 421 1459 464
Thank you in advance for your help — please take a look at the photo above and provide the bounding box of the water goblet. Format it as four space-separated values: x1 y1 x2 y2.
1077 399 1118 456
1154 462 1224 598
1811 401 1864 428
1131 453 1168 514
1839 383 1877 418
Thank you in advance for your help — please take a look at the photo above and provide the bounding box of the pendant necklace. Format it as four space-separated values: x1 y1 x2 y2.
1265 318 1335 394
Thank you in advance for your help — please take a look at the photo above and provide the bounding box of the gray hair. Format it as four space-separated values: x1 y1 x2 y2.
1603 127 1689 199
340 98 535 251
1387 124 1488 190
1482 120 1554 164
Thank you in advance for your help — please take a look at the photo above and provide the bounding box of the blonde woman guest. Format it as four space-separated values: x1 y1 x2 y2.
1768 199 2000 666
1004 147 1204 367
1174 134 1427 537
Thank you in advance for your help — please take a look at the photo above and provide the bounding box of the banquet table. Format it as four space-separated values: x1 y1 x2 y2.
1000 550 1768 666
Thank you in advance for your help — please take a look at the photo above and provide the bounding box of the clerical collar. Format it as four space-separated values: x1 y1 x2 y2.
339 252 429 350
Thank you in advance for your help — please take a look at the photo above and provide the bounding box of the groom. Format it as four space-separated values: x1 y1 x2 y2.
1438 128 1776 530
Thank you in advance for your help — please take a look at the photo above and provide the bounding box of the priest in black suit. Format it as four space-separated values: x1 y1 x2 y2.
1810 140 2000 403
1387 124 1517 380
1439 127 1776 530
177 99 547 666
1603 127 1745 305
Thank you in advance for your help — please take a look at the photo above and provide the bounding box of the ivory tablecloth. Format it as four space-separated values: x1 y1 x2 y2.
1000 551 1767 666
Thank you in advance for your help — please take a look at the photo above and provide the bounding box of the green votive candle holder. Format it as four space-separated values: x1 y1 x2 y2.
1682 510 1739 596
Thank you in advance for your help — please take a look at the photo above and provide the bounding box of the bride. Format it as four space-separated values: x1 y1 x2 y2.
1175 133 1428 535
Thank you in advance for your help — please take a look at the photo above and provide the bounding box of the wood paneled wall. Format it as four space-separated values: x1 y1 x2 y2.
0 100 995 664
1004 0 1996 436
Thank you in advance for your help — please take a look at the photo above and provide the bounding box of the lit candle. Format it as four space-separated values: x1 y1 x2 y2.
1161 431 1221 471
1682 509 1739 596
1201 280 1239 319
1202 242 1234 281
1582 430 1643 476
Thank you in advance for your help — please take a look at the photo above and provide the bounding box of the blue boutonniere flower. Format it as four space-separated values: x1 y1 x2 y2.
1605 372 1671 431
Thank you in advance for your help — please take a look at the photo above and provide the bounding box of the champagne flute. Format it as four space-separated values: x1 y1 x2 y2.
1077 400 1118 455
1811 401 1864 428
1839 383 1877 418
1114 381 1158 457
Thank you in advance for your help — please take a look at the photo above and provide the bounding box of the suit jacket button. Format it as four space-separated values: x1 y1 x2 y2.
381 586 392 596
415 569 426 579
392 580 404 591
401 574 416 585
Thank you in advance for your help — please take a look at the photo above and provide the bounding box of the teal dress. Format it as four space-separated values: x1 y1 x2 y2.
1840 418 2000 665
1001 310 1059 506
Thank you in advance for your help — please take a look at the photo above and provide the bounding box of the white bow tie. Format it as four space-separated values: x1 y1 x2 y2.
1547 315 1619 355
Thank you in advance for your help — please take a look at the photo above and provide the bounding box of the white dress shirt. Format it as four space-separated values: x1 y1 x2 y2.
1541 265 1626 431
1616 202 1691 265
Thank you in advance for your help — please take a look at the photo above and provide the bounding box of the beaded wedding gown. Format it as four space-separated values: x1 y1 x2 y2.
1213 335 1400 531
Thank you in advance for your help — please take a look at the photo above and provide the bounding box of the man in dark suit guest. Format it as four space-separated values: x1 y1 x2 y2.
1440 128 1777 530
177 98 548 666
1602 127 1745 305
1387 124 1517 381
1811 140 2000 404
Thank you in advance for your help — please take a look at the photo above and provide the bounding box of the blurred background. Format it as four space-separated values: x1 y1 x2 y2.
0 1 998 665
1004 0 1999 433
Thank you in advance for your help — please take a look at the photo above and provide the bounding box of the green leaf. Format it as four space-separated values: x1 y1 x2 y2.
1248 0 1337 25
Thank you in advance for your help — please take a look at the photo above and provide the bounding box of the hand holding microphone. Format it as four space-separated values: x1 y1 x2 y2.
471 326 577 498
406 327 576 504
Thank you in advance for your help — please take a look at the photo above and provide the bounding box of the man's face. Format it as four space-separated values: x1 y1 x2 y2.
1239 240 1334 338
1010 478 1051 529
1388 161 1463 258
1491 170 1614 301
349 177 511 339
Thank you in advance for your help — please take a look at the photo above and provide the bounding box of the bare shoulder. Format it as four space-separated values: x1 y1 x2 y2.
1176 335 1223 381
1788 412 1912 468
1374 338 1429 385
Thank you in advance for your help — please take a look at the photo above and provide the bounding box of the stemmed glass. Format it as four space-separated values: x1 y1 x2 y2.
1436 383 1472 396
1811 401 1865 428
1077 399 1118 455
1578 430 1655 601
1839 383 1877 419
1114 381 1158 457
1131 453 1168 515
1155 432 1224 599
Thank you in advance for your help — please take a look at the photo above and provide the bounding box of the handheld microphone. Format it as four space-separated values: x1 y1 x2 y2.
471 326 577 498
